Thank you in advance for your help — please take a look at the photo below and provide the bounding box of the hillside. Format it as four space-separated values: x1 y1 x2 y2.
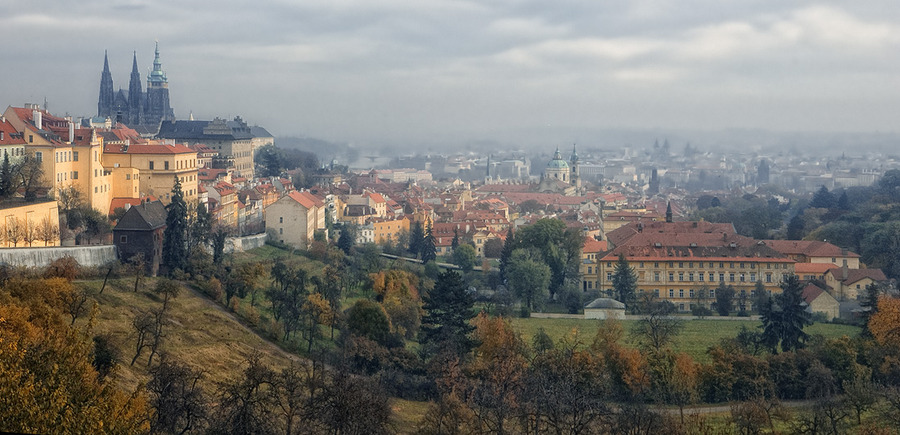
75 277 301 393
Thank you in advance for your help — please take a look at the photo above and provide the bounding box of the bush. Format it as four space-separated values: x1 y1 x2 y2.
45 256 80 281
811 312 829 323
692 306 713 318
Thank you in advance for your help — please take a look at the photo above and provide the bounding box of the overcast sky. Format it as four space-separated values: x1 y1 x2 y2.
3 1 899 148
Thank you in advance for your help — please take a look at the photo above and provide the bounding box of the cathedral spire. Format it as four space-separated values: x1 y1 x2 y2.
98 50 115 117
128 50 144 126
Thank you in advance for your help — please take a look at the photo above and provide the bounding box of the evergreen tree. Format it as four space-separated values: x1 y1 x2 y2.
715 283 734 316
759 275 812 353
163 176 188 273
0 153 12 198
191 201 212 247
255 145 282 178
420 270 475 358
499 226 515 281
809 185 836 209
337 225 355 255
860 282 881 337
408 221 424 258
451 227 460 250
611 254 637 311
421 224 436 264
837 190 851 211
786 212 805 240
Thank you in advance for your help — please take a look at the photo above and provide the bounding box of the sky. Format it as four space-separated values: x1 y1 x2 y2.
2 1 900 149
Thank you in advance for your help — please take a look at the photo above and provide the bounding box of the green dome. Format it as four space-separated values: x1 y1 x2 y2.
546 159 569 169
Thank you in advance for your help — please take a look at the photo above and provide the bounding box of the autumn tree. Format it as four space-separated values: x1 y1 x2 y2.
468 313 529 434
37 216 58 246
869 296 900 348
300 292 333 353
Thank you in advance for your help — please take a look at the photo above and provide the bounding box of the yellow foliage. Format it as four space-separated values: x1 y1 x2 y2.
870 297 900 347
0 279 150 433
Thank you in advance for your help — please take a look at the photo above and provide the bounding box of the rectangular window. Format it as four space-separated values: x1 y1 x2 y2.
120 235 127 243
669 289 674 298
699 273 704 282
73 151 78 162
689 273 695 281
654 272 660 282
607 272 613 281
689 289 695 298
279 228 283 234
719 273 725 282
766 274 772 283
689 262 693 268
679 272 684 281
126 174 131 180
679 262 684 268
710 289 716 297
729 273 735 282
710 273 715 281
750 273 757 282
72 171 78 180
669 272 674 281
679 289 684 298
587 266 592 274
279 217 283 223
164 161 169 170
740 262 745 268
149 161 154 170
654 289 660 297
640 262 644 268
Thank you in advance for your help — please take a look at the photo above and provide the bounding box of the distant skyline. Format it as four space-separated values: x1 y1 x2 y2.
3 1 900 149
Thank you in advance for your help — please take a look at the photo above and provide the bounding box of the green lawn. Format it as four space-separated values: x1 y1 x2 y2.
509 317 861 363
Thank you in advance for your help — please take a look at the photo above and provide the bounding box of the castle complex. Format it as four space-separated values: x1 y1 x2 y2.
97 43 175 128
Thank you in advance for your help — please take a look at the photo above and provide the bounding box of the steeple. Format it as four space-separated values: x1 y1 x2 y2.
148 41 168 86
98 50 115 117
128 51 144 125
570 143 578 164
666 201 673 223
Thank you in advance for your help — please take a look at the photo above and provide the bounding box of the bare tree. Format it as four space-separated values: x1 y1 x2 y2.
16 155 44 202
22 218 36 247
131 253 146 293
632 300 684 353
148 356 209 435
6 218 23 247
64 287 90 325
131 311 156 366
147 308 167 366
37 217 58 246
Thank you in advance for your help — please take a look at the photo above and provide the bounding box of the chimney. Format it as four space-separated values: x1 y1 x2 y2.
842 264 848 281
68 121 75 143
33 110 42 129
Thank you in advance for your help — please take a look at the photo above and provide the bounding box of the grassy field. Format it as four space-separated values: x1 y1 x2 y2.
509 317 861 362
75 277 300 394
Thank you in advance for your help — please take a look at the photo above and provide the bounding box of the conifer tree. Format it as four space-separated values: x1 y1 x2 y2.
759 274 811 353
499 226 515 281
420 270 475 358
421 223 436 264
611 254 637 310
451 227 460 250
0 153 12 198
408 221 424 258
163 176 188 273
337 225 355 255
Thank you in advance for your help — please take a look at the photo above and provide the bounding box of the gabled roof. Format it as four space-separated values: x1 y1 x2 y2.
762 240 860 258
282 191 324 209
0 120 25 145
109 195 158 215
825 268 887 285
794 263 836 275
113 200 167 231
583 238 608 254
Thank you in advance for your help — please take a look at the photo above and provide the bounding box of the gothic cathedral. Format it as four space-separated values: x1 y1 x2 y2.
98 42 175 128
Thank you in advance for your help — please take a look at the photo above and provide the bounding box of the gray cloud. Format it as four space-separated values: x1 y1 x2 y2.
2 1 899 148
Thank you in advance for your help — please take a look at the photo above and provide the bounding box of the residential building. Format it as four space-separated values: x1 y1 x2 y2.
113 200 167 276
265 191 326 248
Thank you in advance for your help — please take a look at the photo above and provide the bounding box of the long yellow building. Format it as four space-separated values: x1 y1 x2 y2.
585 221 795 312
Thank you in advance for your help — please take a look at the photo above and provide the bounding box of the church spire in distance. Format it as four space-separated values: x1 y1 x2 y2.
98 50 115 117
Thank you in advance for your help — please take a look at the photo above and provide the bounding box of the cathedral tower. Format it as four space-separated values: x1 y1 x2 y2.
127 52 144 126
98 51 115 118
145 42 175 126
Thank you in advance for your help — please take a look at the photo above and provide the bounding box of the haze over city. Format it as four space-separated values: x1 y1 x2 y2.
3 1 900 150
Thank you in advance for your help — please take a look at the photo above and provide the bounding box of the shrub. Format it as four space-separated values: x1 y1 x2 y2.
45 256 79 281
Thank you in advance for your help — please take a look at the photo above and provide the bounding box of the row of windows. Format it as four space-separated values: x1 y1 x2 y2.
604 271 788 284
604 261 789 270
148 159 198 170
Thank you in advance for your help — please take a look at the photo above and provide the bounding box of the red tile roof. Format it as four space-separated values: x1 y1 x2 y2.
0 120 25 145
105 143 196 155
583 238 608 253
286 191 324 209
763 240 860 259
825 267 887 285
794 263 836 274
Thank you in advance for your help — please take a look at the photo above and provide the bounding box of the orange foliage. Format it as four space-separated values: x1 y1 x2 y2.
0 279 149 433
870 297 900 347
371 270 422 339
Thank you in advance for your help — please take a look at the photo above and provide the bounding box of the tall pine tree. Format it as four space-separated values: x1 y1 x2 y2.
499 226 515 281
421 223 436 264
163 176 188 273
408 221 424 258
611 253 638 311
420 270 475 359
0 153 12 198
759 275 812 353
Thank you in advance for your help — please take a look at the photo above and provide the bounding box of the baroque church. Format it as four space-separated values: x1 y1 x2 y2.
538 144 581 195
97 43 175 128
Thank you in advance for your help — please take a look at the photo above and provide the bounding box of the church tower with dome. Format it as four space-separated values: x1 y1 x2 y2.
538 145 579 195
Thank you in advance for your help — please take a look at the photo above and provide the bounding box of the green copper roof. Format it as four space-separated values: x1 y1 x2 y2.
148 41 168 84
547 146 569 169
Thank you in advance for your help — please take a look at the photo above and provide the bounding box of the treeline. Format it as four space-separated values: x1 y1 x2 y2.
693 170 900 279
